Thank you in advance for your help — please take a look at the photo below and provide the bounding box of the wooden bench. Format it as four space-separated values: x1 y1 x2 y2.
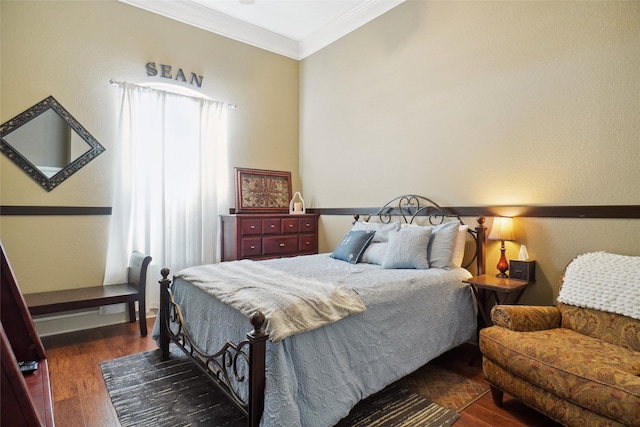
23 252 152 337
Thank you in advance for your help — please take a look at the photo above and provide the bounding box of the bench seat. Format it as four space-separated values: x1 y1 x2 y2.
24 252 151 336
25 284 139 313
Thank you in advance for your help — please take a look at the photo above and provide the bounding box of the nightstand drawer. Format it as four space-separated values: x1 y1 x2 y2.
240 238 262 258
263 235 298 255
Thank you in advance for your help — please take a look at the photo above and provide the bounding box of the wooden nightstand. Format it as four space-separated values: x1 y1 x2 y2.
463 274 533 329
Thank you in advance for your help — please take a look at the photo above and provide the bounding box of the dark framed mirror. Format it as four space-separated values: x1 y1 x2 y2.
0 96 105 191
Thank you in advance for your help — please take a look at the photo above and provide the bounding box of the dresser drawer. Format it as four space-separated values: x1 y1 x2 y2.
263 235 298 256
240 237 262 258
282 218 299 233
262 218 281 234
299 233 317 253
298 218 316 233
240 219 262 235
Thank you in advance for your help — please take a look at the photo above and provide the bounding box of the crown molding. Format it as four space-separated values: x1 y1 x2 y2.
119 0 299 58
299 0 405 59
119 0 405 60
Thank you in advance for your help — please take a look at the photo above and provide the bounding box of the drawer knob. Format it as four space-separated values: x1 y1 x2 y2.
250 245 256 249
289 224 294 228
270 224 276 228
279 243 285 247
250 225 256 229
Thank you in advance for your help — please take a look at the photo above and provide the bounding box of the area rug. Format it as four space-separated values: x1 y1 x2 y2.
101 349 459 427
334 383 459 427
396 364 490 412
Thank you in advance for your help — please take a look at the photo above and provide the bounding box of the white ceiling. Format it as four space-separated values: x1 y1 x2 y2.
119 0 405 60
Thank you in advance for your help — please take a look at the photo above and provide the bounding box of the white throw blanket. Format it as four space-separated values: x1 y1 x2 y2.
174 260 366 342
557 252 640 320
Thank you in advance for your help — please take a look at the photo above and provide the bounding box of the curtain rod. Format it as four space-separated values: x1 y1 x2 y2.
109 79 237 109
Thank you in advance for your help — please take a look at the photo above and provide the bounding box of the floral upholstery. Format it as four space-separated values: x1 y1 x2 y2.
483 358 630 427
560 304 640 352
480 293 640 426
490 304 561 332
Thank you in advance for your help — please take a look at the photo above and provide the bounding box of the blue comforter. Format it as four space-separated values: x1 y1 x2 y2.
153 254 476 427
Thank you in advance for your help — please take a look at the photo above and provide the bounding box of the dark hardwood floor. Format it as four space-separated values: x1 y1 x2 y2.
41 318 561 426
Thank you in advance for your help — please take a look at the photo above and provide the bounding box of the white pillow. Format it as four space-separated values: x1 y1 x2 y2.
381 227 433 269
361 242 388 265
451 225 469 268
427 221 460 270
351 221 401 243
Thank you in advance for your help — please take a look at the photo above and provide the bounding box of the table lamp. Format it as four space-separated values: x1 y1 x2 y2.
488 217 515 278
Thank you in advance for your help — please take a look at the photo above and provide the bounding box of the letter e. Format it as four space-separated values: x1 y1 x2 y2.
160 64 172 79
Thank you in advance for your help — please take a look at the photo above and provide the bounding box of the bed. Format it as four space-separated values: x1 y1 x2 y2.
154 194 487 427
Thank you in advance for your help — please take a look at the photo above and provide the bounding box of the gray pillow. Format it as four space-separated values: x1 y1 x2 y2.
427 221 460 269
361 242 388 265
381 227 433 269
351 221 401 243
330 230 376 264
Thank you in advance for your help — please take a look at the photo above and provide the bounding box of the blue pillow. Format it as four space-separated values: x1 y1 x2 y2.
330 230 376 264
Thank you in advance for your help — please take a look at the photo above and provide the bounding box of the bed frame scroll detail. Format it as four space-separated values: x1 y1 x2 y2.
159 268 266 426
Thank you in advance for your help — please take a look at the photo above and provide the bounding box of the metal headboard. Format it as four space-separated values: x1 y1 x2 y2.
355 194 485 273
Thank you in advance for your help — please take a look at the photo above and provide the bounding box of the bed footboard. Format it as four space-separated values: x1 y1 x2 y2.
159 268 267 427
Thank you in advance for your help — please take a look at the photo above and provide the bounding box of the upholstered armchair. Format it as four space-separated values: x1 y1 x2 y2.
479 252 640 427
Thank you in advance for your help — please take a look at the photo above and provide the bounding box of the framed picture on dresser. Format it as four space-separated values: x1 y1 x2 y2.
234 167 292 213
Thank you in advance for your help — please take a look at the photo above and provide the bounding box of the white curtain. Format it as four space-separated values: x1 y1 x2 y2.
104 82 228 311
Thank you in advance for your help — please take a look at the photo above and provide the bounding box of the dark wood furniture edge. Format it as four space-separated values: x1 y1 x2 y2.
1 206 112 216
1 241 55 426
305 205 640 219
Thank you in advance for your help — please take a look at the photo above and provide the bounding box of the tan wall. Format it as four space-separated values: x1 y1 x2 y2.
2 0 638 317
0 1 299 294
301 1 640 305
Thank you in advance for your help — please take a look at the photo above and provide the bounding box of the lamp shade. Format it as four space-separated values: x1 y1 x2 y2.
488 217 515 241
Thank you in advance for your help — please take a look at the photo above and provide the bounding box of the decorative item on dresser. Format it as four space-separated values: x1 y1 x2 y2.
289 191 306 214
234 167 292 214
221 213 319 261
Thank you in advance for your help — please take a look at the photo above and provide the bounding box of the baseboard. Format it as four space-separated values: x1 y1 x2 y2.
32 308 158 337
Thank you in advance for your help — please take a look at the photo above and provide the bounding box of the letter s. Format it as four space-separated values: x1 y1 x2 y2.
146 62 158 77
